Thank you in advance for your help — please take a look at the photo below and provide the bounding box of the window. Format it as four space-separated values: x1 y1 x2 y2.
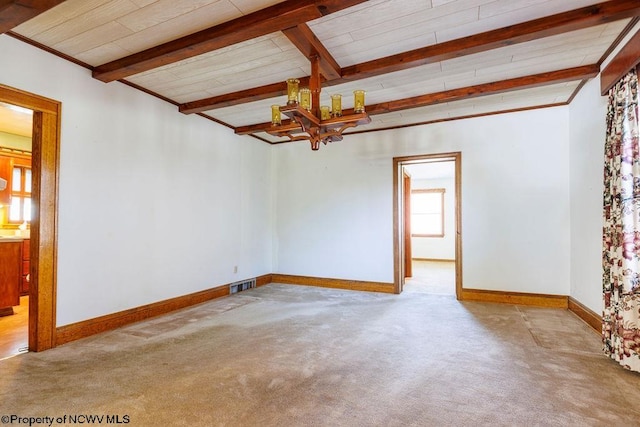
411 188 444 237
9 165 31 223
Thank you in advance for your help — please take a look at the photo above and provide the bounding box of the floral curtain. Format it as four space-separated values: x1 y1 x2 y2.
603 69 640 372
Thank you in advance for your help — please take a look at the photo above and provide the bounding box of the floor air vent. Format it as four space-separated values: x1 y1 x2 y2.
230 278 256 294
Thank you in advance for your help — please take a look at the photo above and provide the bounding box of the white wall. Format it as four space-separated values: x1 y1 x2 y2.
275 107 571 295
411 176 456 260
568 77 606 314
273 139 394 282
568 22 640 314
0 35 273 326
568 79 605 315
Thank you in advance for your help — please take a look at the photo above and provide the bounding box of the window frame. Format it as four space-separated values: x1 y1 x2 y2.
410 188 445 238
2 153 32 226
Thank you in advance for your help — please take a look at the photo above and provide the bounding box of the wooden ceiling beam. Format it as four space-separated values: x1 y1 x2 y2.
283 24 341 80
92 0 367 83
179 77 312 114
601 29 640 94
234 64 600 135
0 0 66 34
341 0 640 81
365 65 600 115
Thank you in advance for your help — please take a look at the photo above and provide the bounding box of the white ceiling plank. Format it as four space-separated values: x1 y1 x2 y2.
228 0 285 15
53 21 134 56
24 0 139 47
13 0 111 38
436 0 606 43
76 42 133 65
110 1 242 64
116 0 224 33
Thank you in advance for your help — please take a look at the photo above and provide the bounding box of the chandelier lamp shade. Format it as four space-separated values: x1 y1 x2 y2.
268 55 371 151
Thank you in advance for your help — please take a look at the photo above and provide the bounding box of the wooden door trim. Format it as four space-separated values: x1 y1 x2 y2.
403 170 412 279
393 152 462 298
0 83 60 352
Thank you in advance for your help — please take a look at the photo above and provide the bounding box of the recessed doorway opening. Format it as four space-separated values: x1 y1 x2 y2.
0 83 60 354
0 101 33 359
393 152 462 298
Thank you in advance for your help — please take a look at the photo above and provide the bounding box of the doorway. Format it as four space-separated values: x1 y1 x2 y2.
393 152 462 298
0 83 60 353
0 101 32 358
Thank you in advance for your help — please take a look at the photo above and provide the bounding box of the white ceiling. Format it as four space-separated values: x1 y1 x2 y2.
0 102 33 138
2 0 638 146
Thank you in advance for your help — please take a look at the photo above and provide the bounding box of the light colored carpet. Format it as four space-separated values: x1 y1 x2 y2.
1 283 639 426
405 260 455 295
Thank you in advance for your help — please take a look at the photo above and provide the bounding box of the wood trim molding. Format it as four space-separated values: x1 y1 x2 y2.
0 307 15 317
54 273 386 346
256 274 273 287
601 29 640 95
56 284 229 345
271 274 395 294
568 297 602 333
51 270 601 347
460 288 568 308
0 83 60 352
55 274 274 345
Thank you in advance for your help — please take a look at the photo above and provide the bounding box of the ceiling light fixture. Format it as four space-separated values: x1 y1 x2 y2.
267 55 370 151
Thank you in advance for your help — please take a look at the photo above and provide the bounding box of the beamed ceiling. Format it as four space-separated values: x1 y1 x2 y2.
1 0 639 148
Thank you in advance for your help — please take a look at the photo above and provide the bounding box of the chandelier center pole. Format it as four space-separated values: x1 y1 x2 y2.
310 55 321 120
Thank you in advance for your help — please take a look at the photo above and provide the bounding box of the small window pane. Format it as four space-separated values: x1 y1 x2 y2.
12 167 21 191
25 169 32 193
411 189 444 237
24 198 31 221
413 214 442 235
9 197 21 221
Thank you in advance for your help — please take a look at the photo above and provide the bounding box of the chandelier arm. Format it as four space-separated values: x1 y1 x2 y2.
287 134 313 142
318 121 359 141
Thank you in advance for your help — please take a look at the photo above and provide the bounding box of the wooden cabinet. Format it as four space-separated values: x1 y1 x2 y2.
21 239 30 295
0 241 22 313
0 156 12 206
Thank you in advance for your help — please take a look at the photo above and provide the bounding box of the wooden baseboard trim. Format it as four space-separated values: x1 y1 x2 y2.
53 273 599 347
0 307 15 317
271 274 395 294
256 274 272 287
56 274 272 345
460 288 568 308
568 296 602 333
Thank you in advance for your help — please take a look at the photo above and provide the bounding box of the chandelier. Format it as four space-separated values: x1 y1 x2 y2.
267 55 370 150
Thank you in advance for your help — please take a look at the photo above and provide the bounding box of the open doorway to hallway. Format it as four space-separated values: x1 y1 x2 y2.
403 160 456 295
393 152 461 297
